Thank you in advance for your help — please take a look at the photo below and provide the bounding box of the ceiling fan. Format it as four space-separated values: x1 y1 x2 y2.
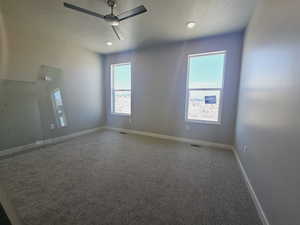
63 0 148 41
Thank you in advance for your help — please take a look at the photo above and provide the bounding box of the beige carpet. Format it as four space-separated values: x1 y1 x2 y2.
0 130 262 225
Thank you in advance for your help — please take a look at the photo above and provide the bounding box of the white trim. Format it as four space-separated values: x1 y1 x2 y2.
233 148 270 225
110 112 130 117
185 51 226 125
0 127 105 157
104 126 233 150
185 119 221 125
188 50 227 57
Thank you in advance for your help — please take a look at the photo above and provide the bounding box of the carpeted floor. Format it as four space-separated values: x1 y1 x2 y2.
0 130 262 225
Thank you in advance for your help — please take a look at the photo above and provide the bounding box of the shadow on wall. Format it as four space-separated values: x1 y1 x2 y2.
0 4 8 78
0 79 43 151
0 65 69 151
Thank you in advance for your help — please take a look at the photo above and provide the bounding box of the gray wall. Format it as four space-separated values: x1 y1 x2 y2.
0 80 43 150
235 0 300 224
104 32 244 145
0 2 105 151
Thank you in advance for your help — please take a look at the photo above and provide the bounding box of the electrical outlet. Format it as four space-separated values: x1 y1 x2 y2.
243 145 248 152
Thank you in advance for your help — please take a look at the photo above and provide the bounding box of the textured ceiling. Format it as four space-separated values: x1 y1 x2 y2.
1 0 256 54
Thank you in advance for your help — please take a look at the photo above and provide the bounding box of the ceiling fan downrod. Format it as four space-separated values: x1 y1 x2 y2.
107 0 116 15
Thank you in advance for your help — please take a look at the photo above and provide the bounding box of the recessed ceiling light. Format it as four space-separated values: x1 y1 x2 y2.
106 41 113 46
186 21 196 29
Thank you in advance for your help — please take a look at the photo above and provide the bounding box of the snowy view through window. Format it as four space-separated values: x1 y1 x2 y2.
188 90 220 121
114 91 131 114
187 52 225 122
111 63 131 115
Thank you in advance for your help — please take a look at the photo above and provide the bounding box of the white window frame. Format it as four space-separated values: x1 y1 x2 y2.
110 62 132 116
185 51 226 125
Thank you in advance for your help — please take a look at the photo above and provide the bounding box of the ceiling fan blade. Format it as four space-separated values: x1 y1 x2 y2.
63 2 105 19
117 5 147 21
112 26 124 40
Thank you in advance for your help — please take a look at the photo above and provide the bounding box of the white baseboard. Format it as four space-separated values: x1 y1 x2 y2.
0 126 232 157
42 127 104 145
104 126 233 150
0 127 105 157
233 148 270 225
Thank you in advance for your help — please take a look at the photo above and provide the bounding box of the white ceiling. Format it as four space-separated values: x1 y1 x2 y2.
1 0 256 54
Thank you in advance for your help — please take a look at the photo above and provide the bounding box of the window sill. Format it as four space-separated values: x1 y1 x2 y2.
111 113 131 117
185 119 221 125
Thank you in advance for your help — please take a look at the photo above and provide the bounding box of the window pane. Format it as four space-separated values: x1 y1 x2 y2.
59 116 66 127
53 89 63 106
189 53 225 89
188 90 220 122
113 64 131 90
114 91 131 114
51 89 67 128
111 63 131 115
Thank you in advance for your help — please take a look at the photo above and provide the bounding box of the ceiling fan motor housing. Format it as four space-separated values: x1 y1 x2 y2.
105 0 119 26
104 14 120 26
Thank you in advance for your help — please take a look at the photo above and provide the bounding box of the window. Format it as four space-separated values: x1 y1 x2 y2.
51 88 67 128
111 63 131 115
186 51 225 124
